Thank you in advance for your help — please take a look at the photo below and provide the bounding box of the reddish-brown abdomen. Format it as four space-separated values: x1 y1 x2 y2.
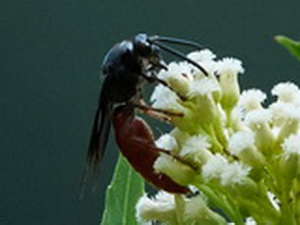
113 109 189 194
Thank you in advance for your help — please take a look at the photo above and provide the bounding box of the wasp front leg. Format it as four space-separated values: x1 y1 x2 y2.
141 73 188 102
132 98 184 120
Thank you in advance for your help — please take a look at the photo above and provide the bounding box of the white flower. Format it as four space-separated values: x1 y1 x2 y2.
141 47 300 223
269 102 300 122
272 103 300 144
189 77 221 97
282 134 300 158
244 109 272 126
180 135 211 157
238 89 266 112
156 61 196 96
202 154 229 181
187 49 216 62
231 106 246 121
292 94 300 107
187 50 218 76
216 57 245 75
150 84 184 111
158 61 194 81
220 161 251 186
155 134 178 151
272 82 300 103
244 109 276 155
135 191 175 223
153 191 175 204
216 58 243 110
228 131 255 156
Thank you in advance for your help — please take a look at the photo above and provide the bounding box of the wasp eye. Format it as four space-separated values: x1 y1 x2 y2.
136 42 152 57
134 34 152 57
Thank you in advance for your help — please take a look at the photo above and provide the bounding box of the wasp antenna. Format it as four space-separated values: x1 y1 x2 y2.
150 41 208 76
150 35 204 49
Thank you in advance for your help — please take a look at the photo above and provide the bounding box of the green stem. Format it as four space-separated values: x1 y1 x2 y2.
225 108 232 128
275 172 296 225
279 189 296 225
204 124 224 153
193 182 244 225
213 116 228 148
174 195 184 225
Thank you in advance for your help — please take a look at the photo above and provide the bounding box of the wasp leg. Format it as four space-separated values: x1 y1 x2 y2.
132 99 184 118
148 145 198 171
140 108 171 122
131 135 198 171
153 76 188 102
141 73 187 101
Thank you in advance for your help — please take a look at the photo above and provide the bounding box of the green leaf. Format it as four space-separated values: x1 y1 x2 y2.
275 35 300 62
100 154 145 225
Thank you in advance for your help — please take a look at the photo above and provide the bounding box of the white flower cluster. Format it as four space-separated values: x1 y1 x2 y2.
136 191 227 225
136 49 300 225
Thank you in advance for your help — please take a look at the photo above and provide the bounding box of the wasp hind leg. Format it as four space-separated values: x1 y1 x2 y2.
132 99 184 123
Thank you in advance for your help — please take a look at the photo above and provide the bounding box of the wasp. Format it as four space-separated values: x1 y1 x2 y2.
85 34 207 192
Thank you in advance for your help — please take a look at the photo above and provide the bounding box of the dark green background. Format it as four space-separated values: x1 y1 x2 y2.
1 0 300 224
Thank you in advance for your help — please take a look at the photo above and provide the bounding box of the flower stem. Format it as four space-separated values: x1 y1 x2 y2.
193 182 244 225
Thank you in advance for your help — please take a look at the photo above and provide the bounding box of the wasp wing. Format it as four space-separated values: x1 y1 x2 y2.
87 79 113 171
80 79 113 198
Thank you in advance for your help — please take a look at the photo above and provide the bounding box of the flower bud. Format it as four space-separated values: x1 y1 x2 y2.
187 77 220 125
155 134 178 152
280 134 300 181
157 62 194 97
183 195 227 225
228 130 266 178
135 191 177 223
274 103 300 144
238 89 266 112
245 109 276 155
154 153 198 186
272 82 300 103
151 84 185 113
179 134 213 167
217 58 244 111
202 154 229 182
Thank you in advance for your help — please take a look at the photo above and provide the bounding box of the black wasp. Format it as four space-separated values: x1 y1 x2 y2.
87 33 208 172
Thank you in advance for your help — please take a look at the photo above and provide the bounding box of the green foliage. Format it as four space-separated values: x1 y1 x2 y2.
275 35 300 62
100 154 145 225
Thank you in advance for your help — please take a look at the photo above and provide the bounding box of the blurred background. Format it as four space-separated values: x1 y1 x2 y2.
1 0 300 224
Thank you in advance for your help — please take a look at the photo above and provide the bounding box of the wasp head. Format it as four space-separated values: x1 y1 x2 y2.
133 33 168 73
